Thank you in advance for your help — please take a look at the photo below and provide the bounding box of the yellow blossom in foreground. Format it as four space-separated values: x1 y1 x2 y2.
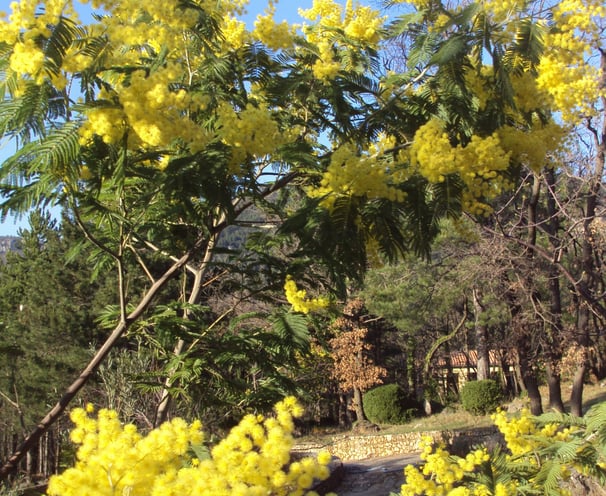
47 405 204 496
299 0 384 81
9 39 45 77
47 398 331 496
400 405 599 496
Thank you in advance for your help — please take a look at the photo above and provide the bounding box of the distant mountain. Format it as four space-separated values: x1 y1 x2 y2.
0 236 21 261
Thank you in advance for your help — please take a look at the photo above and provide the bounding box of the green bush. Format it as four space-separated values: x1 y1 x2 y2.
363 384 421 425
459 379 502 415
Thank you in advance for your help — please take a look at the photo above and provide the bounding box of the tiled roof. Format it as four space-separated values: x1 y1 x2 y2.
435 350 505 368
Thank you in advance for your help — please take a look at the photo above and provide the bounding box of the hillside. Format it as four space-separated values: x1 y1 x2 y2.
0 236 21 261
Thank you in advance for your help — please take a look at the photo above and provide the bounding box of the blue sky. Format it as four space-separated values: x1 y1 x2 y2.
250 1 314 23
0 0 315 236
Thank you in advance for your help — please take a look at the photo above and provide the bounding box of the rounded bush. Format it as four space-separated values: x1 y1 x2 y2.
460 379 502 415
363 384 421 425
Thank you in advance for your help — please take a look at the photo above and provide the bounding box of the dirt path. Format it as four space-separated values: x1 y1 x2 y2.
332 453 421 496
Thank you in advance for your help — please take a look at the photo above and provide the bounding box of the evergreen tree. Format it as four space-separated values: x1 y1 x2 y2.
0 212 96 427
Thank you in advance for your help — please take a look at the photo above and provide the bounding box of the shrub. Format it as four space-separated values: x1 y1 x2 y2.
363 383 421 425
459 379 502 415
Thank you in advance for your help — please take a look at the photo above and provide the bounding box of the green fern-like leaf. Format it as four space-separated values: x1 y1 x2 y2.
535 459 564 496
430 34 468 66
43 15 85 75
272 311 310 350
583 401 606 446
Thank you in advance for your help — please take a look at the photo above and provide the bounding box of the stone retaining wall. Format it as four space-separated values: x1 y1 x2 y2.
295 426 502 461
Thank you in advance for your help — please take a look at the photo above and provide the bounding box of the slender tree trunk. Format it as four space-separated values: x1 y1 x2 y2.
472 289 490 381
570 351 587 417
406 335 416 394
153 270 199 427
422 302 468 398
338 394 349 427
521 366 543 415
570 56 605 414
352 387 365 423
570 301 590 416
543 168 565 412
545 363 565 412
516 332 543 415
154 215 224 426
0 240 202 481
519 174 543 415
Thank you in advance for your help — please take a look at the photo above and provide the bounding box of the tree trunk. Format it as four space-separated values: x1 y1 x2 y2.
543 167 565 412
406 335 416 394
0 240 202 481
472 289 490 381
352 387 365 423
570 301 590 416
545 362 565 412
338 394 350 427
521 367 543 415
570 66 605 414
516 336 543 415
519 174 543 416
570 357 587 417
422 302 468 400
154 216 224 426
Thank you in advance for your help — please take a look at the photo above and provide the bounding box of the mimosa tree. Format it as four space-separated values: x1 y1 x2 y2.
0 0 603 483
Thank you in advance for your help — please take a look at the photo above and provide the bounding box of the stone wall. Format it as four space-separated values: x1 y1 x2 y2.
295 426 502 461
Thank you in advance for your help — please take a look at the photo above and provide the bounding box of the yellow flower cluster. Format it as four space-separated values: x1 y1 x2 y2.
252 2 295 50
121 68 198 149
217 100 296 172
408 119 511 214
491 408 573 457
401 407 588 496
463 66 491 112
480 0 527 23
78 107 128 145
284 276 330 314
47 404 204 496
536 0 606 122
79 64 211 152
342 4 384 44
95 0 209 71
298 0 343 36
462 66 564 173
1 0 78 89
401 436 491 496
47 398 332 496
307 135 408 209
312 41 342 80
0 0 78 44
1 0 204 82
222 15 249 49
497 121 564 172
298 0 385 81
510 71 551 114
8 38 45 78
